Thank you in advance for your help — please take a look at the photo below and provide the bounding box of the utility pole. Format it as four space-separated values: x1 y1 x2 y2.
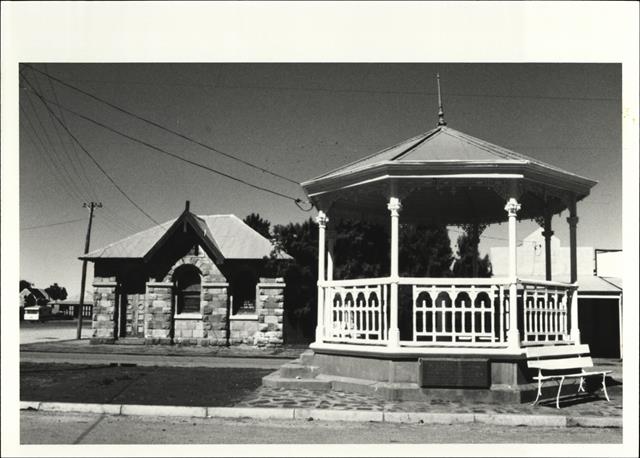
76 202 101 339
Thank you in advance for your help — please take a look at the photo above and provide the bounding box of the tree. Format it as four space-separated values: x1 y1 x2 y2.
267 218 318 341
451 224 492 277
243 213 272 240
45 283 68 301
334 219 390 279
20 279 32 291
399 224 453 277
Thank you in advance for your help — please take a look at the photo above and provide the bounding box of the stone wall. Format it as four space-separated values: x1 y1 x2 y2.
91 252 287 348
254 280 285 348
90 277 117 344
199 283 229 345
144 282 173 344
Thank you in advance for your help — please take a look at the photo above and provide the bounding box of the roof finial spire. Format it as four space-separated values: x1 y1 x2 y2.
436 72 447 127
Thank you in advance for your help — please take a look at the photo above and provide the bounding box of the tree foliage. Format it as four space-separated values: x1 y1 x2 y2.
260 216 455 342
266 218 318 340
399 224 453 277
20 279 32 291
243 213 272 239
451 225 492 277
45 283 68 301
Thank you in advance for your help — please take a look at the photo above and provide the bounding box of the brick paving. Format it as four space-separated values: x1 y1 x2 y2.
235 386 622 417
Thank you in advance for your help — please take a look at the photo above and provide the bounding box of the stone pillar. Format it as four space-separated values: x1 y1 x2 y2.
387 196 402 348
201 282 229 346
144 282 173 345
567 196 580 343
254 280 285 348
542 209 554 281
315 211 328 343
504 197 521 350
90 277 118 344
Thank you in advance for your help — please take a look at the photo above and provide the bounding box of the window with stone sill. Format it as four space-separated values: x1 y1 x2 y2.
230 270 258 315
174 264 202 315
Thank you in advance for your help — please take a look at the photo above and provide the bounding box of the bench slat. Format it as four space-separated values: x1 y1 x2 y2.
525 344 590 359
528 356 593 371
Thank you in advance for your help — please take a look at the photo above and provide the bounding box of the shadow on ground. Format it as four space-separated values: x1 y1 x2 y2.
20 363 272 406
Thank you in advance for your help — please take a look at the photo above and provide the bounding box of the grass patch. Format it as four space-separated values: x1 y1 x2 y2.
20 363 271 406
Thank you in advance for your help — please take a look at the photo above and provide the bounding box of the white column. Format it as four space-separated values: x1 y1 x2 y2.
315 211 328 343
567 197 580 343
505 197 521 349
543 210 553 281
618 295 623 359
387 197 401 348
326 230 335 282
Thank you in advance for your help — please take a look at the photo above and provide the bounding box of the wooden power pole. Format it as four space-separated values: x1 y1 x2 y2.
76 201 101 339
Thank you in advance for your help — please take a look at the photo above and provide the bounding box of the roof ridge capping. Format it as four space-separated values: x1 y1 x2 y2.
302 127 441 184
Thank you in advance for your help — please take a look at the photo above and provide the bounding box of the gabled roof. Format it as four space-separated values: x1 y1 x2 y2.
81 214 291 261
302 125 597 195
143 211 225 264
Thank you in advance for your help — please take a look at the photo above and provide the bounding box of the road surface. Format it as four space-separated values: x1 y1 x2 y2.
20 351 285 368
20 320 92 344
20 411 622 444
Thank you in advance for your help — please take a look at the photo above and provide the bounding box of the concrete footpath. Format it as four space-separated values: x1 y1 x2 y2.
20 400 621 428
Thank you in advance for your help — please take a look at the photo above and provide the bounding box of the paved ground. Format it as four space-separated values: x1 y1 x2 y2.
20 320 92 344
20 410 623 444
235 386 622 416
20 352 289 368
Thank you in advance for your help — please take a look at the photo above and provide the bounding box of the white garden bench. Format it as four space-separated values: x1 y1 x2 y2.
525 344 611 409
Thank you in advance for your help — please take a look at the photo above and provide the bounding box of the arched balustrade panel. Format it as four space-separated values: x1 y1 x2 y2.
521 282 571 343
410 283 506 346
323 280 390 344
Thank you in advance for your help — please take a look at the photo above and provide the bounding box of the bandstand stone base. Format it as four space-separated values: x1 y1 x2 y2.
263 347 578 404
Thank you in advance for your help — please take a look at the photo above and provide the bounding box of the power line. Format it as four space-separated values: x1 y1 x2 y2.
22 74 165 228
22 104 142 235
22 89 89 202
20 102 88 204
24 84 310 206
24 64 302 186
30 68 96 203
21 217 86 231
42 64 101 202
35 72 618 102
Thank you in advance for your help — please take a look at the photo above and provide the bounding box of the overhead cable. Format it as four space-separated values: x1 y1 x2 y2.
24 64 302 186
24 84 309 205
22 75 165 228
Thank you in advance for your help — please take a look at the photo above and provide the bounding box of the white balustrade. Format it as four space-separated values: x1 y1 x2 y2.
519 279 572 344
406 279 508 347
318 277 574 350
322 278 391 345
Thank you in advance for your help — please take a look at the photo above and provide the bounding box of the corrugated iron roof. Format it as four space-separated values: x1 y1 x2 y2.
82 214 291 261
523 274 623 294
309 126 589 182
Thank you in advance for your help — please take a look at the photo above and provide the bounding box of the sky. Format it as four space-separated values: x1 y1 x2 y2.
18 63 622 296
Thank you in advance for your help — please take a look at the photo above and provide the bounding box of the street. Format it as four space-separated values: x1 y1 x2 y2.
21 411 622 444
20 351 286 369
20 320 92 344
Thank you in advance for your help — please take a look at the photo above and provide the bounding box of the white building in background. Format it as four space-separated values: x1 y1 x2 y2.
491 229 623 359
490 228 595 279
594 249 623 278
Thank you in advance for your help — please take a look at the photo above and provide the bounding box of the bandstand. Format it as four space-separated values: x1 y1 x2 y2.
265 87 598 402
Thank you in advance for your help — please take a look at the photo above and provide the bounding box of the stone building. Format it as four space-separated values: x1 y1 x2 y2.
81 203 291 348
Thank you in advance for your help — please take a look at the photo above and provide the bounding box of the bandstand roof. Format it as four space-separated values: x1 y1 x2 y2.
301 125 598 225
